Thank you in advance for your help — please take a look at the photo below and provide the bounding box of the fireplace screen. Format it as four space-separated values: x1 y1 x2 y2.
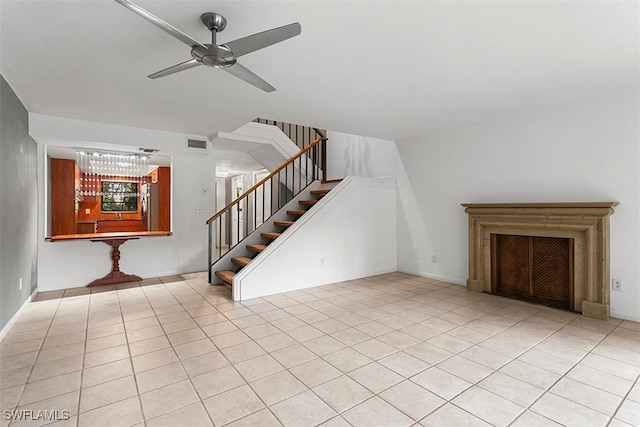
491 234 574 310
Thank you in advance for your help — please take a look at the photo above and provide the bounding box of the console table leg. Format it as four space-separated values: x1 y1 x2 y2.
88 238 142 287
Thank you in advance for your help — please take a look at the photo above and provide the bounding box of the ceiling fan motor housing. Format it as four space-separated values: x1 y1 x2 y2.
191 44 236 68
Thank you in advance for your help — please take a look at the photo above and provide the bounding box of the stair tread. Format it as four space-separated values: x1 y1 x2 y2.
310 189 331 195
322 179 343 184
299 199 318 205
231 256 252 267
274 220 295 227
287 210 307 216
247 243 267 252
215 270 235 284
261 232 281 239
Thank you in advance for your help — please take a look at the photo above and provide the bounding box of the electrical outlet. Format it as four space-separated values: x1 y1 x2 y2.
195 207 206 214
431 255 438 263
612 278 623 292
19 277 22 291
320 258 325 267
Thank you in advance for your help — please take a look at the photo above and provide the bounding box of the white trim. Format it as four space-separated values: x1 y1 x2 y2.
406 270 640 322
418 272 466 286
397 268 466 286
0 288 37 343
609 310 640 323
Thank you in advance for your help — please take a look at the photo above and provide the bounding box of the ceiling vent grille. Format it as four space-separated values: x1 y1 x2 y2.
187 138 209 150
139 147 159 153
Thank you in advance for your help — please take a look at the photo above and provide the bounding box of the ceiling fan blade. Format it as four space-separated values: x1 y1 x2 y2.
148 59 201 79
223 62 275 92
224 23 301 58
114 0 205 49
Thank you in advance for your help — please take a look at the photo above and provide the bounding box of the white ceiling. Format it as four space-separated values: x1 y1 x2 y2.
1 1 637 142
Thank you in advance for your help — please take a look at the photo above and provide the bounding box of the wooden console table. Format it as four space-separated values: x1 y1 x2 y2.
46 231 171 287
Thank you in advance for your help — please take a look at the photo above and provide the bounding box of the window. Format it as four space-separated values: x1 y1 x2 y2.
101 181 138 212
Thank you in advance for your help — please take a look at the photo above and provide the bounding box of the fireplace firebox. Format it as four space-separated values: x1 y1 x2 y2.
491 234 574 310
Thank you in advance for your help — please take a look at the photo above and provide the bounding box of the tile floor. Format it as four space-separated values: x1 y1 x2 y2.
1 272 639 427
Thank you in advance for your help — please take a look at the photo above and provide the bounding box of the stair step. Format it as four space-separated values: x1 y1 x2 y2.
215 270 235 286
247 243 267 253
261 232 281 240
321 179 343 184
231 256 252 267
299 200 318 206
287 210 307 216
310 189 331 196
274 220 295 228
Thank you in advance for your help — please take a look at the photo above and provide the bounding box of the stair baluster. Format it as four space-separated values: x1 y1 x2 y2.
206 135 328 286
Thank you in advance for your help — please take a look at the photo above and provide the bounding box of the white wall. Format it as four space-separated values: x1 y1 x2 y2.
31 115 216 290
236 177 397 300
326 130 439 283
213 122 302 172
327 131 397 179
395 91 640 321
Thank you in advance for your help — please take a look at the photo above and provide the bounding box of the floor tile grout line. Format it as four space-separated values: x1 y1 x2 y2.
602 353 640 425
254 285 525 424
4 273 639 427
70 291 93 427
513 316 627 425
313 291 575 426
6 297 61 427
177 279 290 427
19 295 85 424
184 277 368 426
76 291 130 419
134 278 272 425
115 284 150 427
128 281 215 426
412 300 573 425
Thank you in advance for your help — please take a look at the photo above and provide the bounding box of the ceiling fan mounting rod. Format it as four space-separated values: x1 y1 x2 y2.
201 12 227 45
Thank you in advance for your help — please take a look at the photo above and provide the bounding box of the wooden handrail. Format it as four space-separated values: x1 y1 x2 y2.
207 136 327 224
312 128 326 139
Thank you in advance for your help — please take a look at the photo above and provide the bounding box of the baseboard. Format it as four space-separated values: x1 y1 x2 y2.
0 288 37 343
37 269 186 292
398 269 638 322
420 273 466 286
239 267 398 301
609 310 640 323
397 268 466 286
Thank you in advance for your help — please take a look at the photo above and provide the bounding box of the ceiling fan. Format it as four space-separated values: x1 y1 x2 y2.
114 0 301 92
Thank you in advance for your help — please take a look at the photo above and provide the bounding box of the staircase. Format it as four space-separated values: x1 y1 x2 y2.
207 133 332 290
214 181 340 288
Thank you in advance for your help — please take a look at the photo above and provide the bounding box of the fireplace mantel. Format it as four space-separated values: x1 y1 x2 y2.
462 202 618 319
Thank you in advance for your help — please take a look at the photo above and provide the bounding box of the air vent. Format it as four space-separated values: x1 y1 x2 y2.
139 147 159 154
187 138 208 150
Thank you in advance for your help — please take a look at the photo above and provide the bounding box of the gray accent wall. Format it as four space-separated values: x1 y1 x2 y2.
0 74 38 331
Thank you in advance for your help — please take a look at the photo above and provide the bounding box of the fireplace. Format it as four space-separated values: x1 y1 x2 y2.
462 202 617 320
